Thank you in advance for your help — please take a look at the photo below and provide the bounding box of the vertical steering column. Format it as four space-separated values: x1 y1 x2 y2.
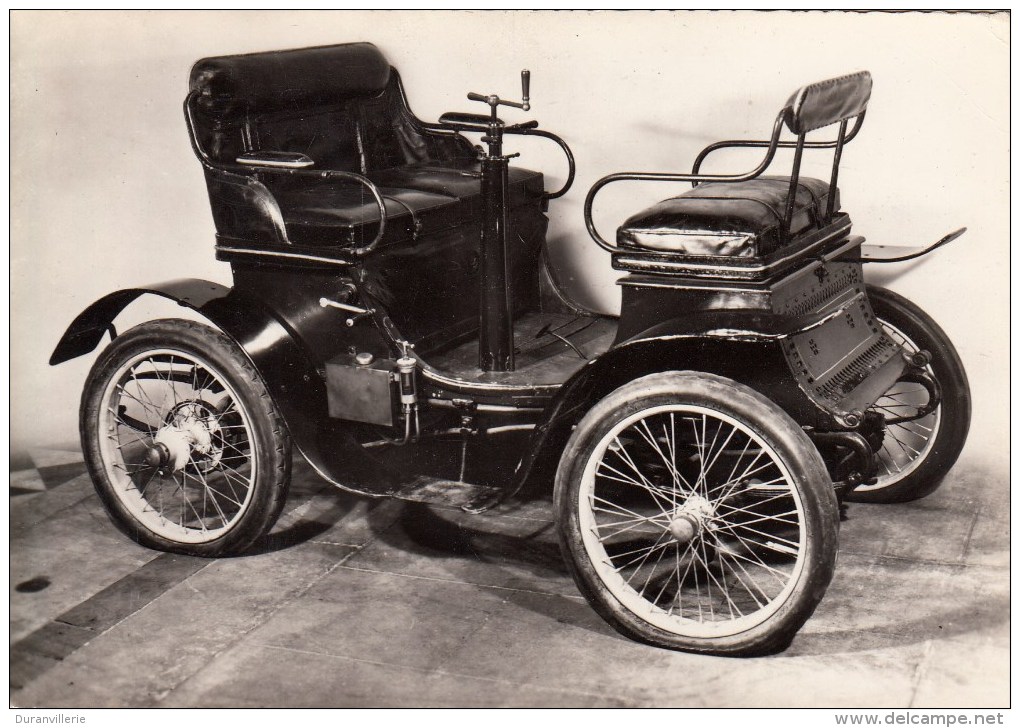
469 70 531 373
479 151 514 372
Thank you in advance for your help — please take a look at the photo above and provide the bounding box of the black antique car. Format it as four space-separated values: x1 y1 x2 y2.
51 43 970 656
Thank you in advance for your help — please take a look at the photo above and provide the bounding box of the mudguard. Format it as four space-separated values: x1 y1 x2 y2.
505 329 803 501
506 291 897 500
50 279 378 496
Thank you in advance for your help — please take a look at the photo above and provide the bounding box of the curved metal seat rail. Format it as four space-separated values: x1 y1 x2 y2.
416 119 577 200
184 92 388 257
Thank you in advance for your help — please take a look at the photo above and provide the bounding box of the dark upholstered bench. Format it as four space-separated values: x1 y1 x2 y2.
185 43 544 253
585 71 872 281
617 176 839 259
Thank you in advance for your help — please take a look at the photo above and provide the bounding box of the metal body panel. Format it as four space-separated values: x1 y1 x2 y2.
326 354 397 426
49 279 231 366
612 254 907 429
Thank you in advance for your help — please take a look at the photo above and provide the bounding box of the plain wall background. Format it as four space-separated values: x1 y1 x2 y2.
10 11 1008 468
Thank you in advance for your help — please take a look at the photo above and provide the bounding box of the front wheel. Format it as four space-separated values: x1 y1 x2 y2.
848 286 971 503
80 319 292 557
555 372 839 656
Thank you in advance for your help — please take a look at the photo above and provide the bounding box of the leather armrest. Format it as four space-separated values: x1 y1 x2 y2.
236 151 315 169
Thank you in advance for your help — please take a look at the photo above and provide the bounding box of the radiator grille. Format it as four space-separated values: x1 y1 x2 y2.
813 338 895 403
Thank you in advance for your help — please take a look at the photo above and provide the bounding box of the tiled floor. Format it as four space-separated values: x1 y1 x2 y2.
9 444 1009 708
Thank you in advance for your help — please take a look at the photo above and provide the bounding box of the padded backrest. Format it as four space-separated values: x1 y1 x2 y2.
189 42 391 118
188 43 394 172
784 71 872 134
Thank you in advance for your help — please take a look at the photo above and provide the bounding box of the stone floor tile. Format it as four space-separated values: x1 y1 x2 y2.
800 555 1007 653
700 648 926 708
962 508 1011 568
910 640 1010 708
10 476 93 532
26 448 85 469
161 642 626 707
11 493 148 554
9 449 1008 708
340 501 575 598
248 568 525 671
438 583 927 708
12 540 355 708
10 469 47 493
841 496 979 566
9 544 156 644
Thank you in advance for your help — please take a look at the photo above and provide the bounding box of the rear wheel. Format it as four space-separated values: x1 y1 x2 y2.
555 372 839 656
848 286 971 503
80 319 292 556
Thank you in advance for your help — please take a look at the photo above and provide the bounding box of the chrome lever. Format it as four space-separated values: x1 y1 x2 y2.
319 297 376 327
319 297 370 315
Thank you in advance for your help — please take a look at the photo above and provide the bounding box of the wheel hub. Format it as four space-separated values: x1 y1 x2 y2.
145 402 220 473
667 494 715 544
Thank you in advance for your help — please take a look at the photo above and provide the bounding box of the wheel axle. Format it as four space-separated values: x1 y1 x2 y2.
668 514 699 543
145 442 171 469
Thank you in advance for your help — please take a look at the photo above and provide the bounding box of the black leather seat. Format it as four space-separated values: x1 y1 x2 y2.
268 162 544 247
187 43 544 249
272 183 460 247
617 176 838 259
367 160 545 211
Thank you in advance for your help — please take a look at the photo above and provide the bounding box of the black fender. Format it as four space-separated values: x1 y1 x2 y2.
50 279 380 496
505 288 883 500
507 290 886 498
508 329 810 499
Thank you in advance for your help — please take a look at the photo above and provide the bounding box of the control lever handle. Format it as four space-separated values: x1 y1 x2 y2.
320 296 376 327
466 69 532 112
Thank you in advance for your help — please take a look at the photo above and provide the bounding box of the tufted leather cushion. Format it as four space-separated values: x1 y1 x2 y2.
190 42 391 118
617 176 838 259
269 163 544 247
367 160 545 211
274 184 459 247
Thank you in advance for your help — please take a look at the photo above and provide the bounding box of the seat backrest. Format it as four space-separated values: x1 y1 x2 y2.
190 42 391 117
188 43 394 172
774 71 872 238
784 71 872 134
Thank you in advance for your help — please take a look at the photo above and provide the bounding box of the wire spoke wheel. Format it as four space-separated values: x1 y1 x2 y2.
556 372 838 656
847 286 971 503
583 405 805 635
98 349 257 543
82 319 291 556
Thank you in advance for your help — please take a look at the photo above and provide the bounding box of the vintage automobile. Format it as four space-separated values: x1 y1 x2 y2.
51 43 971 656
